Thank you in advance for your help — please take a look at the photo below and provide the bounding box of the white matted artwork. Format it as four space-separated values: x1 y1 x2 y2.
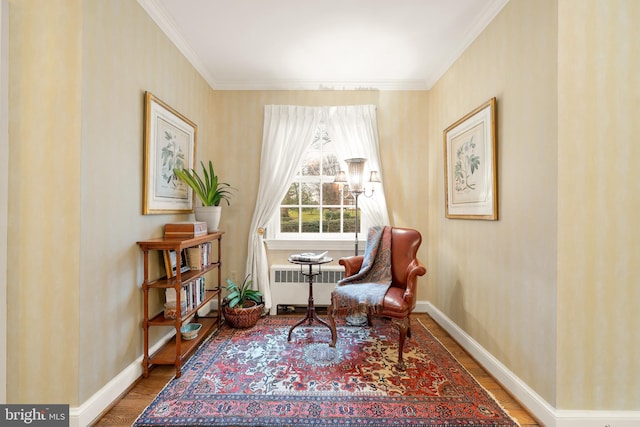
443 98 497 220
143 91 197 214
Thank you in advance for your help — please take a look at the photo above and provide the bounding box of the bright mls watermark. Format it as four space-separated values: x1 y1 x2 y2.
1 405 68 426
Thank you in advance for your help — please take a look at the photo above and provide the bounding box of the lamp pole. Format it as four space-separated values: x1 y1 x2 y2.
353 191 361 256
334 158 381 328
334 158 380 257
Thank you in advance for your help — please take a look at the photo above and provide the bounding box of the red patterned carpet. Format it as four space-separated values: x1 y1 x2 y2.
134 316 519 426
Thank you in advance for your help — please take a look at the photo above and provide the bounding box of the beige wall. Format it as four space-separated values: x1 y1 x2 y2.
428 0 640 410
8 0 83 403
557 0 640 409
427 0 558 404
80 0 216 404
8 0 215 404
0 0 9 403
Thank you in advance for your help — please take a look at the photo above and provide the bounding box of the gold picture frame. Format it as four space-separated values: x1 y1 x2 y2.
443 98 497 220
143 91 197 214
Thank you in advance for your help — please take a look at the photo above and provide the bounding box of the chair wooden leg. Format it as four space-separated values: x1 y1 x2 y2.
366 312 373 326
395 317 409 370
327 300 337 348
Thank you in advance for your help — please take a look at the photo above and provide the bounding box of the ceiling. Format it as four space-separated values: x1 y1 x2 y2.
138 0 509 91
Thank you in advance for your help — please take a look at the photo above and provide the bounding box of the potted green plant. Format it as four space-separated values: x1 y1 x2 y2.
222 274 264 329
173 160 233 231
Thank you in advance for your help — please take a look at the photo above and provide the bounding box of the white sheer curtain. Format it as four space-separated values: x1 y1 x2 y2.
246 104 388 312
327 105 390 226
245 105 322 310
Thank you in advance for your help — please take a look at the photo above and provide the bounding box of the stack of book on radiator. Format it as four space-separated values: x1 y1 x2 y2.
289 251 329 262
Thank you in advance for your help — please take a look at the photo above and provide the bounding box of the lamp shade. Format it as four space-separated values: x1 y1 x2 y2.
369 171 381 183
344 158 367 193
333 170 347 183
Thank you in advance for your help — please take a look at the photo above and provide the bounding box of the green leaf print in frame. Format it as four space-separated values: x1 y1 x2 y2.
143 91 197 214
443 98 497 220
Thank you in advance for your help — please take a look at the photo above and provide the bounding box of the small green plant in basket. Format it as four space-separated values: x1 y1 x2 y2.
222 274 264 329
224 274 263 308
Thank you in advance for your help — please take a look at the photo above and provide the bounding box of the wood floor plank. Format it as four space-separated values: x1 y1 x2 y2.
90 313 540 427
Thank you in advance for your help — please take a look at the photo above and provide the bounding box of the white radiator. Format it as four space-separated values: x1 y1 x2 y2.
269 264 345 315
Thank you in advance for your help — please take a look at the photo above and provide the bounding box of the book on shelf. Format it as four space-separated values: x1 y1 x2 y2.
195 277 205 305
165 287 187 303
289 251 329 262
186 246 203 270
163 249 191 278
167 283 194 311
185 282 194 310
186 242 213 270
164 221 208 238
203 241 211 265
168 277 206 310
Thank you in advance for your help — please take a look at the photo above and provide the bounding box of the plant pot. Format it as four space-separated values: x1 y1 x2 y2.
222 300 264 329
194 206 222 232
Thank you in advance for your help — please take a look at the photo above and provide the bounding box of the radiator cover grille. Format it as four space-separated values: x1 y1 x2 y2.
269 264 344 315
272 268 344 285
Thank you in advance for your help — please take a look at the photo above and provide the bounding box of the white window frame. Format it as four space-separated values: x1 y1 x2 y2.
264 126 374 251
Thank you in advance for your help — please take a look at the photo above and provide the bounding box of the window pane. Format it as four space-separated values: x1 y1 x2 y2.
281 182 300 205
322 208 341 232
301 151 321 176
301 182 320 205
310 132 323 150
322 153 340 177
280 208 299 233
343 207 359 233
322 182 342 205
343 192 355 207
301 207 320 233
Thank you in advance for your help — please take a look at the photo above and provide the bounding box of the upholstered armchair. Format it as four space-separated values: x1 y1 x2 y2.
327 227 426 370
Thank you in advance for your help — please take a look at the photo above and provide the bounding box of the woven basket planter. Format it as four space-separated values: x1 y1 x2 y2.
222 301 264 329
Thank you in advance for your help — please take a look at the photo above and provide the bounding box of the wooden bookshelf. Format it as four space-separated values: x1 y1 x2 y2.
137 231 224 378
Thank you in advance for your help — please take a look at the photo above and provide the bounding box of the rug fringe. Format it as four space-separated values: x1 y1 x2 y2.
271 390 386 397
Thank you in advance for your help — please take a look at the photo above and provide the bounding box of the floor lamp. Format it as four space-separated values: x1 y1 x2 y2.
334 158 381 256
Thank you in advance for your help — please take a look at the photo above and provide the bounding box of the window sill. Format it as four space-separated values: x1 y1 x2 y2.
264 238 362 252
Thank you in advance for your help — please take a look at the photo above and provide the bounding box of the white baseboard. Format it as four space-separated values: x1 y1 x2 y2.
421 301 640 427
69 331 175 427
555 410 640 427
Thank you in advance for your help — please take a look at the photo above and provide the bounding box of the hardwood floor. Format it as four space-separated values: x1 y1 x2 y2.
91 313 540 427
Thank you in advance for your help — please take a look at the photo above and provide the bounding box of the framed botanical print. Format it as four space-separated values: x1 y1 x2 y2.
443 98 497 220
143 91 197 214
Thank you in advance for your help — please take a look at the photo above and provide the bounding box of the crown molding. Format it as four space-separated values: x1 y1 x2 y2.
211 79 430 91
137 0 219 88
424 0 510 89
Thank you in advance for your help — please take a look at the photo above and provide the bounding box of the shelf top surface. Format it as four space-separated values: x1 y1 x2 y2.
137 231 224 249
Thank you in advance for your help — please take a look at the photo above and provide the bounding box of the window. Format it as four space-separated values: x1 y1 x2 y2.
273 126 362 241
252 105 387 303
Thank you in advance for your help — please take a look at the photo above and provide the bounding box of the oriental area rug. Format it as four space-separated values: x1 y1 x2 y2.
134 316 519 427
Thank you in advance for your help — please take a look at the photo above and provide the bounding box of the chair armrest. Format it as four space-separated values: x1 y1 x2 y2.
402 260 427 309
339 256 364 278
